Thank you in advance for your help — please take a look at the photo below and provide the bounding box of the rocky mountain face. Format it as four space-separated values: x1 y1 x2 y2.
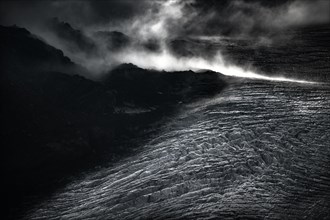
1 25 227 218
93 30 131 51
1 25 74 72
47 18 98 55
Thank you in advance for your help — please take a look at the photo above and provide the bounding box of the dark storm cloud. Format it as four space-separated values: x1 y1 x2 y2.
184 0 330 41
1 0 329 78
1 0 328 38
87 0 151 24
0 0 152 28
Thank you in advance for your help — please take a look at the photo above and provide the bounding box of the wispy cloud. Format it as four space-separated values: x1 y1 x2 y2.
188 0 330 43
1 0 327 82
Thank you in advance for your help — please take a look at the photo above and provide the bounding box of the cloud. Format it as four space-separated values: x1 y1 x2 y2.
0 0 151 29
185 0 330 42
127 0 195 40
2 0 328 43
115 47 313 83
1 0 327 82
275 0 330 27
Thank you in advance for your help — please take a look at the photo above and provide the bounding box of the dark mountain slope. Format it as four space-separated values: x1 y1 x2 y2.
1 25 227 219
1 25 73 72
47 18 97 55
94 30 130 51
106 63 225 107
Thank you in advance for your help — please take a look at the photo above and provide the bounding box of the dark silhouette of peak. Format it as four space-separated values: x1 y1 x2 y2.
94 30 129 41
94 30 130 51
105 63 227 107
113 63 140 70
48 18 97 54
2 25 227 219
1 25 73 72
142 39 162 53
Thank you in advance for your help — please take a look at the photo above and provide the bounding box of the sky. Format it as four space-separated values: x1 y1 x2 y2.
1 0 329 36
1 0 329 81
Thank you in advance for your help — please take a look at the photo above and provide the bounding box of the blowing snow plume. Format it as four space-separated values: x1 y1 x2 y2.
112 0 326 83
1 0 328 82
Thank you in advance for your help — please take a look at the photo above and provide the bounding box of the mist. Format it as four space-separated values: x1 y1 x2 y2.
2 1 330 219
89 0 326 83
1 0 329 82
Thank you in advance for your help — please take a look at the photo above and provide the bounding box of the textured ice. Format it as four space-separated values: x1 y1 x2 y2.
27 81 330 219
